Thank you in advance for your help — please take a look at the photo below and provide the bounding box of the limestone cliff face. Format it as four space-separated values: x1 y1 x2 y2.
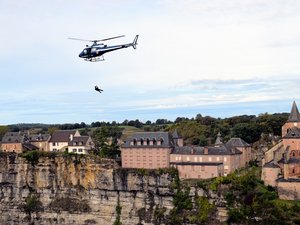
0 153 227 225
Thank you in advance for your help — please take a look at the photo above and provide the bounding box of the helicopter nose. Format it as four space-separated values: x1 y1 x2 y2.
79 52 83 58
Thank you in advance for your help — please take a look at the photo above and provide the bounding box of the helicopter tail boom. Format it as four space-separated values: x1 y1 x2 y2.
132 35 139 49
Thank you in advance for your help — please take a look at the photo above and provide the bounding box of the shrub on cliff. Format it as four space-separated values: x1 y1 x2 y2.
49 197 91 213
21 194 43 215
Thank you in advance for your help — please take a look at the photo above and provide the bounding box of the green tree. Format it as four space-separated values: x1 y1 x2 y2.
92 126 122 158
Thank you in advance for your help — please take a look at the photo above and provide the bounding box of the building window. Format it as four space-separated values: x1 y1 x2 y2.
224 157 227 162
209 157 212 162
194 157 198 162
224 165 228 170
199 157 202 162
73 149 77 153
146 138 150 145
217 157 220 161
52 143 56 146
187 156 190 161
78 149 83 153
153 138 156 145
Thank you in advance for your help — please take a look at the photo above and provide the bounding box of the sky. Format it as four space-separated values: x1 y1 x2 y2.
0 0 300 125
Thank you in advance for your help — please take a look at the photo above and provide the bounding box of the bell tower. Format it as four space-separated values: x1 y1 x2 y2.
282 101 300 137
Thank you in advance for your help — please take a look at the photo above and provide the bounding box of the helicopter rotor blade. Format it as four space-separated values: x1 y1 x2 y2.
68 37 94 42
97 35 125 42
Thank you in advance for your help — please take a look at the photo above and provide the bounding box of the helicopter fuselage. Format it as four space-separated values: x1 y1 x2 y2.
79 42 134 61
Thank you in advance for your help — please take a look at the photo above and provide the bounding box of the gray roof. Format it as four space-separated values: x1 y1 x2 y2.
170 162 223 166
263 161 280 168
122 132 174 148
288 101 300 122
29 134 50 142
288 158 300 164
23 143 39 151
283 127 300 139
68 136 90 146
1 132 24 143
49 130 77 142
226 138 250 148
172 145 242 156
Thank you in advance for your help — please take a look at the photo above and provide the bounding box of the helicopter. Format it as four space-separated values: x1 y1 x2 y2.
68 35 139 62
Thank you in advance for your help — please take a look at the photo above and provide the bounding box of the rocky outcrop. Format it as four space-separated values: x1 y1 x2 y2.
0 153 227 225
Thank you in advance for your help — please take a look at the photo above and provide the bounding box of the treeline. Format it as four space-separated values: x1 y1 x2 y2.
2 112 289 145
167 113 288 146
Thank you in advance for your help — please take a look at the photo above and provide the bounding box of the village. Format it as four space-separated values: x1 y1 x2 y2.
1 101 299 201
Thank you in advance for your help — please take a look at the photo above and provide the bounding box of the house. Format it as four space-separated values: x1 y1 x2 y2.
68 136 94 154
28 134 51 151
1 132 38 153
48 130 81 152
121 132 175 169
170 133 251 179
48 130 94 154
262 101 300 200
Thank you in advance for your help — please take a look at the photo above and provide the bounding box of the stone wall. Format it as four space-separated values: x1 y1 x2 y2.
277 180 300 200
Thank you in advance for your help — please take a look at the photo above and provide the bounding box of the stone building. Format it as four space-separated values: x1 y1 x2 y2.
262 101 300 200
170 133 251 179
121 132 174 169
1 132 43 153
122 131 252 179
49 130 94 154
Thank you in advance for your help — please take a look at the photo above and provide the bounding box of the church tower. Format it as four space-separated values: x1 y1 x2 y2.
282 101 300 137
281 101 300 179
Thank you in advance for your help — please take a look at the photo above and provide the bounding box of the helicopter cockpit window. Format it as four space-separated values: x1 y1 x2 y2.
83 49 88 54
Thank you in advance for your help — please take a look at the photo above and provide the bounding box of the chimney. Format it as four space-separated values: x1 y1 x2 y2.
70 134 73 141
204 147 208 155
191 148 195 154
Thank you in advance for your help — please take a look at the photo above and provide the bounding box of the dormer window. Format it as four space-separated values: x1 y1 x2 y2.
140 138 144 146
133 139 137 145
153 138 157 145
146 138 150 145
160 138 164 145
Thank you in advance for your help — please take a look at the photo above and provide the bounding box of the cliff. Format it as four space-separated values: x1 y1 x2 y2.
0 153 227 225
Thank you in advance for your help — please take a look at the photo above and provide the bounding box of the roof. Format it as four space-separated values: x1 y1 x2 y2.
1 132 24 143
288 158 300 164
283 127 300 139
172 145 242 156
49 130 77 142
23 143 39 151
29 134 50 142
226 138 250 148
287 101 300 122
68 136 90 146
263 161 280 168
170 162 223 166
122 132 174 148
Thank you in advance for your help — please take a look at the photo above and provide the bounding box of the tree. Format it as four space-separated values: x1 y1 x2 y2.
92 126 122 158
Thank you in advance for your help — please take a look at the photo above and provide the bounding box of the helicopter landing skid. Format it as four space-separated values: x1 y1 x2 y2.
85 56 104 62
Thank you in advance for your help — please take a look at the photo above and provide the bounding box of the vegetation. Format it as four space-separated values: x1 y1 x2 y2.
113 197 122 225
196 165 300 225
92 125 122 158
20 150 56 166
49 197 91 213
22 194 43 215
